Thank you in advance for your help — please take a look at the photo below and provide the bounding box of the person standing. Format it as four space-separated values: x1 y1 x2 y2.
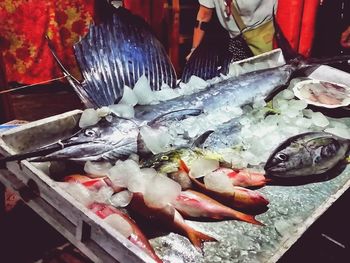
187 0 277 60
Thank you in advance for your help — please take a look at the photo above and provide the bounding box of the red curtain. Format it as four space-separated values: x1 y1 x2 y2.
277 0 319 57
0 1 168 85
0 0 96 84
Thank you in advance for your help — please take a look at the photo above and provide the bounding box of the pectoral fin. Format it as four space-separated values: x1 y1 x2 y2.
148 108 203 127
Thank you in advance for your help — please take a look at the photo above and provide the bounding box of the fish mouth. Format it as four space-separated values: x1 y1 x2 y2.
0 131 99 164
264 162 286 176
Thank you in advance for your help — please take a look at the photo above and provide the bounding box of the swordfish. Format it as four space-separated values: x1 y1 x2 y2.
0 62 300 164
0 6 349 164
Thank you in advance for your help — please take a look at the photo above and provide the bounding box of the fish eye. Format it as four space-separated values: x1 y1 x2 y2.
161 155 169 161
84 129 96 137
276 153 288 162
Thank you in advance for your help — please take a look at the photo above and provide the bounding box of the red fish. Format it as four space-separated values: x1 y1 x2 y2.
64 174 123 192
89 202 162 263
172 190 263 225
179 160 269 214
191 176 269 214
129 192 217 251
225 168 269 188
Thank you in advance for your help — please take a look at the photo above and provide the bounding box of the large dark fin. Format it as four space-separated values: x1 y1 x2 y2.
73 7 177 107
181 39 231 83
181 14 232 83
191 130 214 148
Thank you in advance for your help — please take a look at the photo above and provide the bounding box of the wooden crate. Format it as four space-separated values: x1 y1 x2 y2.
0 110 155 263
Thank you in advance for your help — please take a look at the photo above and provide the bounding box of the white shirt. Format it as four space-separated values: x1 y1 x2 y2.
199 0 277 38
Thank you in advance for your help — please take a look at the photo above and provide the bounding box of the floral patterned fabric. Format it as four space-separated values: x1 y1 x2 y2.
0 0 96 84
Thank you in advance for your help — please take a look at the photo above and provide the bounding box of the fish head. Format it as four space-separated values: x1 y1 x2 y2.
265 132 350 178
141 149 187 172
33 116 140 162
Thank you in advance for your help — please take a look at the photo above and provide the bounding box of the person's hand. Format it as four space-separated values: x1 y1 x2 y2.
340 26 350 48
185 47 196 61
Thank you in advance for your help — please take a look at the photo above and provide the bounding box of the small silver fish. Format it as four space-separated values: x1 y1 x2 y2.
264 132 350 178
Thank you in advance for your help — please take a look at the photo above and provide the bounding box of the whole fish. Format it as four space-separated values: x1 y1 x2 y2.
0 60 297 164
172 190 263 225
150 159 269 214
264 132 350 178
89 202 163 263
134 64 294 121
128 192 217 251
187 171 269 215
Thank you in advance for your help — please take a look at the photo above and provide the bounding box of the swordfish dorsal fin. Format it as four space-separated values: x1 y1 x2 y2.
73 7 177 108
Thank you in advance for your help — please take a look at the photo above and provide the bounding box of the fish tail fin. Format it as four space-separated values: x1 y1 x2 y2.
230 210 264 226
290 55 350 77
46 36 95 108
234 187 270 208
187 228 217 251
305 55 350 67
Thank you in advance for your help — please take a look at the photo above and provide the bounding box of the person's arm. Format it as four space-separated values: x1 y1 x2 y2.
340 26 350 48
186 5 213 60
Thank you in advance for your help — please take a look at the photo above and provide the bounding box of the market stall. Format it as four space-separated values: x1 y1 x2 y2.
1 2 350 263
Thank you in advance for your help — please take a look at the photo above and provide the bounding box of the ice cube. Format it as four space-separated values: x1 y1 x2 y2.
280 89 295 100
229 64 244 77
109 190 133 207
109 104 135 119
311 112 329 127
127 175 148 194
140 125 171 154
187 75 209 90
104 214 133 238
96 106 111 118
204 169 234 193
93 186 114 203
127 167 157 193
108 160 141 187
144 175 181 208
119 85 138 106
79 108 101 128
274 99 289 111
84 161 112 177
302 109 314 118
133 75 158 105
189 158 220 178
289 99 308 111
295 117 312 129
154 86 179 101
63 182 92 206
